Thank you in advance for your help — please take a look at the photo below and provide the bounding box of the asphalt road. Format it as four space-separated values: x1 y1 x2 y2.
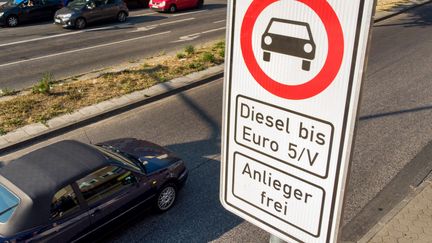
0 0 227 90
1 3 432 243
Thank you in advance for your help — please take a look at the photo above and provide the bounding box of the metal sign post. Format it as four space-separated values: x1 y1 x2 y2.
220 0 376 242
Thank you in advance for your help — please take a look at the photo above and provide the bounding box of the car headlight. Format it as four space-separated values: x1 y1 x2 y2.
0 12 4 17
304 43 313 53
160 1 166 7
264 35 272 45
61 13 72 18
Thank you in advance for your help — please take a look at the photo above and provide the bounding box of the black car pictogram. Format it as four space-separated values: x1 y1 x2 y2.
262 18 316 71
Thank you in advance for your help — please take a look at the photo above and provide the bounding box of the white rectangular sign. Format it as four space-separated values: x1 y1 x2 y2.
220 0 376 242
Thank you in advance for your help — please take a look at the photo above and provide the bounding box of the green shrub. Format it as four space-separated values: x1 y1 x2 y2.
176 52 186 59
184 45 195 55
33 73 54 94
214 41 225 50
202 52 216 63
188 62 204 70
219 49 225 58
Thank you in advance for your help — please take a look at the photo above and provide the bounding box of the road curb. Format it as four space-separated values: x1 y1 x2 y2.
357 179 432 243
0 65 224 156
374 0 432 22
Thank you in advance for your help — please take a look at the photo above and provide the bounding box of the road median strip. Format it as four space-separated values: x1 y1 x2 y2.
0 41 225 154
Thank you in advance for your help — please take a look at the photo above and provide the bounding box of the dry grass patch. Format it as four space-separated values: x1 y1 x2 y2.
0 41 225 135
376 0 412 12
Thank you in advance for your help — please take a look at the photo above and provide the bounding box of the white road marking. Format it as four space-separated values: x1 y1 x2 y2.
213 20 225 23
202 26 226 34
0 31 171 68
171 26 226 43
0 24 133 48
172 9 208 17
130 17 195 32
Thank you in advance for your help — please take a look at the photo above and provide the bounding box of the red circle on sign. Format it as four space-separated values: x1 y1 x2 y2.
241 0 344 100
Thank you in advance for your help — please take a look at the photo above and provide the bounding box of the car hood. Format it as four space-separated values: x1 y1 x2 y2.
56 6 80 14
99 138 180 172
151 0 166 3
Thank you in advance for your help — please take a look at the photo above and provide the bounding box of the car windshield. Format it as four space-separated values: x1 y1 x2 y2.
4 0 21 7
268 20 311 40
95 145 143 172
67 0 89 8
0 184 20 223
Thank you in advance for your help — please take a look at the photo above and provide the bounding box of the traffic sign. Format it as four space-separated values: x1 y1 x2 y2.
220 0 376 242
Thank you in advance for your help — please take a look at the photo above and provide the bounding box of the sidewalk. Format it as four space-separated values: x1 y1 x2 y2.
360 179 432 243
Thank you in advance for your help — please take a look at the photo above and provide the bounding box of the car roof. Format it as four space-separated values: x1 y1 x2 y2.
0 140 108 201
0 140 109 236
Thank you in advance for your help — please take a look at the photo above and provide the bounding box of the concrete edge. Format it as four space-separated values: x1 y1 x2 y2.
357 179 432 243
0 65 224 156
374 0 432 22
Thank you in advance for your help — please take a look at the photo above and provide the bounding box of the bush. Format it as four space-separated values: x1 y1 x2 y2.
214 41 225 50
176 52 186 59
188 62 204 70
33 73 54 94
202 52 216 63
219 49 225 58
184 45 195 55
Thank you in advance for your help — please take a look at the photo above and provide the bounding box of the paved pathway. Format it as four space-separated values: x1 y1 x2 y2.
362 180 432 243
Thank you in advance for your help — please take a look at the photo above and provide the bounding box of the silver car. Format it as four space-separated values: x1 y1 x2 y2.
54 0 128 29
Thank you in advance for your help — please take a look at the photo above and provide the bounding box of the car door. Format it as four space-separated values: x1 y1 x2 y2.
24 0 47 21
82 0 102 23
76 165 152 229
183 0 196 9
100 0 118 21
29 184 91 243
174 0 187 9
91 0 107 22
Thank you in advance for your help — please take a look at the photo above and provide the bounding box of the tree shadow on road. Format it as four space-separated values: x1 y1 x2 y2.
359 104 432 121
95 80 244 242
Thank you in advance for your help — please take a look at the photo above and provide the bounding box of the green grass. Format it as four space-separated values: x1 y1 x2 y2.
32 73 54 94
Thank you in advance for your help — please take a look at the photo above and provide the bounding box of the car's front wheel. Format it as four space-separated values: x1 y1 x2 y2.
168 4 177 13
156 183 177 212
6 15 19 27
75 17 86 30
117 11 127 22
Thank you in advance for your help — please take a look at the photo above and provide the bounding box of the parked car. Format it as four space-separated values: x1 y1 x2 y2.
0 0 63 27
0 139 188 242
54 0 128 29
261 18 316 71
149 0 203 13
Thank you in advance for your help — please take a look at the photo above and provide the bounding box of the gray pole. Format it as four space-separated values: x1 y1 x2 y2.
269 234 287 243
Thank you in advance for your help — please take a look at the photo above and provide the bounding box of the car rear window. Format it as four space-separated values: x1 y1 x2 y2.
0 184 20 223
268 21 310 40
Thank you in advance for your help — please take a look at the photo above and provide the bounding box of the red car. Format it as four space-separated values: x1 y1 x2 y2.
149 0 203 12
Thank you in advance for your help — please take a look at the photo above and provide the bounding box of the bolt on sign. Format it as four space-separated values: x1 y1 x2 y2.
220 0 376 242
